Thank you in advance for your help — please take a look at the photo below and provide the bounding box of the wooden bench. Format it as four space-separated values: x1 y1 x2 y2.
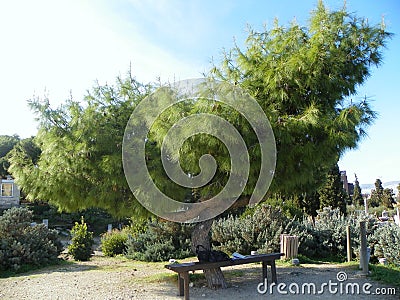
165 252 283 300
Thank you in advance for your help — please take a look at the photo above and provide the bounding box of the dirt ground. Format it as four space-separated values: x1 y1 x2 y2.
0 254 398 300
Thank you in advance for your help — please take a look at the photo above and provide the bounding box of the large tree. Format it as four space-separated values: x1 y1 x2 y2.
8 1 391 289
151 1 390 287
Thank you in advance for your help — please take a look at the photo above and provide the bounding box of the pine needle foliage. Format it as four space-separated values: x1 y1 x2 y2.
8 73 153 217
209 1 391 196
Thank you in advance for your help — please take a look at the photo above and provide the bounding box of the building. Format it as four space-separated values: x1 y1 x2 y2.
340 171 354 197
0 175 20 209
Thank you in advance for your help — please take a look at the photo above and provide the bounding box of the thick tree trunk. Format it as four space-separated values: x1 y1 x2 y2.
191 219 228 289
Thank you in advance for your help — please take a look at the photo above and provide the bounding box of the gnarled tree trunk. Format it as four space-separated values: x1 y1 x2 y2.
191 219 227 289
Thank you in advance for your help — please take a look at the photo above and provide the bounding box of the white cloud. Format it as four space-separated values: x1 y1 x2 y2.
0 0 203 138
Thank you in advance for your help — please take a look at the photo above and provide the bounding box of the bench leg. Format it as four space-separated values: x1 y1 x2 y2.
270 260 277 284
262 260 278 284
262 261 268 280
178 273 184 296
182 272 190 300
178 272 190 300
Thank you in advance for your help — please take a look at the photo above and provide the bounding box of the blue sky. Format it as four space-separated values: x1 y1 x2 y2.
0 0 399 186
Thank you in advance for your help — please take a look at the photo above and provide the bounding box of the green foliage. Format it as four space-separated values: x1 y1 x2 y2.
101 229 128 257
8 73 153 218
370 179 384 207
263 195 303 219
382 188 395 208
296 192 321 217
7 2 391 223
352 174 363 206
367 205 396 218
68 217 94 261
212 204 289 254
210 2 391 196
318 164 347 214
212 205 390 261
126 220 193 262
25 202 127 235
292 208 378 260
369 223 400 267
0 135 20 177
126 217 149 238
0 207 62 271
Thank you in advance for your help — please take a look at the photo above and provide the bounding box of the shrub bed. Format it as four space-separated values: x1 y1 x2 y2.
101 229 128 257
0 207 62 271
126 220 193 262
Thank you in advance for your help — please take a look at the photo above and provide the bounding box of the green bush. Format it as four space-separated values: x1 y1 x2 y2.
101 229 128 257
68 217 94 261
0 207 62 271
212 204 387 262
286 207 377 260
369 223 400 267
293 210 341 258
212 204 289 254
126 220 193 262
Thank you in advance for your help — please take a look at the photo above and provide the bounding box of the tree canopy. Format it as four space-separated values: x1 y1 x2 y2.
8 2 391 219
210 1 391 197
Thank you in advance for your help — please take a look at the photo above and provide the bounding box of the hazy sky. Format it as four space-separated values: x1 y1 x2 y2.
0 0 399 185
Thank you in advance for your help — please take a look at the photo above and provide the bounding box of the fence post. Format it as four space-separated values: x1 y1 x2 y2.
359 221 369 275
346 225 351 262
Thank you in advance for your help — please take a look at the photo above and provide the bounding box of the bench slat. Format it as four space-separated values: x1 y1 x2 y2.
165 253 283 272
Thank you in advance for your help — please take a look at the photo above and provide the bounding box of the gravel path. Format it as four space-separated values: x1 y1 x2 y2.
0 255 398 300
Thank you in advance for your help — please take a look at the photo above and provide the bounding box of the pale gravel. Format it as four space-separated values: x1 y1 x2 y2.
0 255 398 300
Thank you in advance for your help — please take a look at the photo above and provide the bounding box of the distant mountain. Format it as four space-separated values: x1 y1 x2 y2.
360 180 400 195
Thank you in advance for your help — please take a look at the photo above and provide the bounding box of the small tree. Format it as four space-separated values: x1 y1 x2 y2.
382 188 395 208
369 179 384 207
68 217 94 261
352 174 363 206
318 164 347 214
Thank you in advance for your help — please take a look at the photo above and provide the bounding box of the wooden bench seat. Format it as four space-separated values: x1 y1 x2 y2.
165 252 283 300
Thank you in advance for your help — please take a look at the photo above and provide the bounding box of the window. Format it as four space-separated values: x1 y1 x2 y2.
1 183 13 197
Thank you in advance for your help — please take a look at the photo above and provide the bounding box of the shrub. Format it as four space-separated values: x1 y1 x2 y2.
126 220 193 262
285 218 326 258
369 223 400 267
101 229 128 257
212 204 385 262
286 207 378 260
68 217 94 261
0 207 62 271
212 204 289 254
